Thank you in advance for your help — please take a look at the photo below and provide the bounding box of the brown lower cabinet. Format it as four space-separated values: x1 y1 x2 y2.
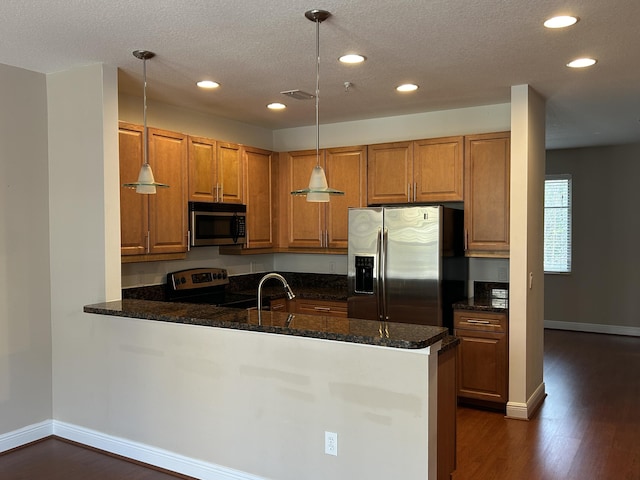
438 343 457 480
454 309 509 408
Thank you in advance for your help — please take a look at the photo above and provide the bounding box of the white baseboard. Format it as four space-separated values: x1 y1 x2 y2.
506 381 546 420
545 320 640 337
0 420 53 453
1 420 264 480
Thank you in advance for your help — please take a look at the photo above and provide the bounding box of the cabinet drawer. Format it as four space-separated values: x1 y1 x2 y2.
454 310 507 333
295 299 348 318
269 298 290 312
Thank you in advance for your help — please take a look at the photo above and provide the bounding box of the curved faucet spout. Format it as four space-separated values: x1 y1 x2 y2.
257 273 295 324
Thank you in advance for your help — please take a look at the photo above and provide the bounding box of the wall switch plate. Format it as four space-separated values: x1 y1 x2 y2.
325 431 338 456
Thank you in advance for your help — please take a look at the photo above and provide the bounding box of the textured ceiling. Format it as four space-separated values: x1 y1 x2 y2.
2 0 639 149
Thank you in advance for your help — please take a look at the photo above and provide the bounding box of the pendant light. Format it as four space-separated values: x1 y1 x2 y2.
123 50 168 194
291 9 344 202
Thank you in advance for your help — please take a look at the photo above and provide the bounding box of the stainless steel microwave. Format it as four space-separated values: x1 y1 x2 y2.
189 202 246 247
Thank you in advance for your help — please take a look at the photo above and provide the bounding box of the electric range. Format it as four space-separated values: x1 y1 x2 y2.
165 267 262 309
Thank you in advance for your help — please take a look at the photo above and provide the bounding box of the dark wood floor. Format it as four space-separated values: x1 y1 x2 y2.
0 438 196 480
453 329 640 480
1 329 638 480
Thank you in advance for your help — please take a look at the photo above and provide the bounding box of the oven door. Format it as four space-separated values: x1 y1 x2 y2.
190 210 246 246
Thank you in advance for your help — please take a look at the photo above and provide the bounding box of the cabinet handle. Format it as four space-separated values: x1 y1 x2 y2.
187 230 191 252
314 306 331 312
464 229 468 250
467 319 491 324
407 183 411 202
145 232 150 253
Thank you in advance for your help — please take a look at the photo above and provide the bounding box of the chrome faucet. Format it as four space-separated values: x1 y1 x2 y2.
257 273 295 324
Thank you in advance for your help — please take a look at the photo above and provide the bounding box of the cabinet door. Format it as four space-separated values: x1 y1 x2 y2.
244 146 273 249
147 127 188 254
464 132 510 257
119 122 148 255
414 136 464 202
217 142 244 204
325 146 366 249
454 328 508 405
188 136 216 202
367 141 413 204
285 150 324 248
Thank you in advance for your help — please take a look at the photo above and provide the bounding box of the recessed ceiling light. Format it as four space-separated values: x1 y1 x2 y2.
267 102 286 110
544 15 579 29
339 54 366 64
197 80 220 89
396 83 419 92
567 58 597 68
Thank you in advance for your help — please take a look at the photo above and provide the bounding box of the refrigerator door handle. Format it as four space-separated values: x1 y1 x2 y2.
380 227 389 321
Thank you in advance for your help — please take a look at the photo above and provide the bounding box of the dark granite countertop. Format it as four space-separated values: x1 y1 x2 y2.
452 297 509 313
84 299 448 350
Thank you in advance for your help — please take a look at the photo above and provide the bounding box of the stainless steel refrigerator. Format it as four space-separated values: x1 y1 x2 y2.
347 205 467 330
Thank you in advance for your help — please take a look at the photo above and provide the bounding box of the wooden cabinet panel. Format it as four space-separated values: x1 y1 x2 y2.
281 147 365 250
464 132 510 257
119 122 148 255
147 127 189 254
188 138 244 204
217 142 244 204
438 345 457 480
295 299 348 317
454 309 508 407
286 150 324 248
367 141 413 204
188 136 216 202
244 146 273 249
119 123 187 258
325 146 366 249
414 136 464 202
269 297 289 312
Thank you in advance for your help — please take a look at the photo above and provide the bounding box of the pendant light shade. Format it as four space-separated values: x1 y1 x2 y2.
290 9 344 202
123 50 168 194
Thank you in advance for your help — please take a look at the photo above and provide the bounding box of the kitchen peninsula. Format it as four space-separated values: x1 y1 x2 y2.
84 299 448 480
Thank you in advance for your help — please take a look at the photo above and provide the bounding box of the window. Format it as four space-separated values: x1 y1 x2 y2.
544 175 572 273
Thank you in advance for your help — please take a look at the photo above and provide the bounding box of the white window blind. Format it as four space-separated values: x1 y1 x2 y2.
544 175 572 273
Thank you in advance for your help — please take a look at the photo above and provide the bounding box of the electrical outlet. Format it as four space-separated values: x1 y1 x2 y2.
325 431 338 456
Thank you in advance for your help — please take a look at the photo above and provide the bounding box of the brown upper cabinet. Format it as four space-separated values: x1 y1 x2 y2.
280 146 366 250
464 131 510 257
119 122 189 260
188 136 244 204
367 136 464 205
243 146 274 249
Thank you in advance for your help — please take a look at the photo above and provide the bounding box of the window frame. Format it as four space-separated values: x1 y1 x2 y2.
544 174 572 274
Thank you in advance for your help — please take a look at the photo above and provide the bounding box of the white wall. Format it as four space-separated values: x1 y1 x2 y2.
47 63 122 426
545 143 640 334
119 93 274 151
274 103 511 151
74 314 440 480
0 63 53 436
507 85 546 419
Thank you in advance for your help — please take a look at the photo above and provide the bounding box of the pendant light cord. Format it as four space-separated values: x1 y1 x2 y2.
314 16 320 167
142 57 149 167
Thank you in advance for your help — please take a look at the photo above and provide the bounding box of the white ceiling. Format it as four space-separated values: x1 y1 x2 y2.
2 0 639 149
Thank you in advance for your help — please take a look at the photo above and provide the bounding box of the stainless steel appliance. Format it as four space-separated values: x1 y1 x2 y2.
347 205 467 329
166 267 261 309
189 202 246 247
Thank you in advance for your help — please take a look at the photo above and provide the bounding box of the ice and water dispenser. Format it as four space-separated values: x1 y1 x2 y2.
354 255 375 294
